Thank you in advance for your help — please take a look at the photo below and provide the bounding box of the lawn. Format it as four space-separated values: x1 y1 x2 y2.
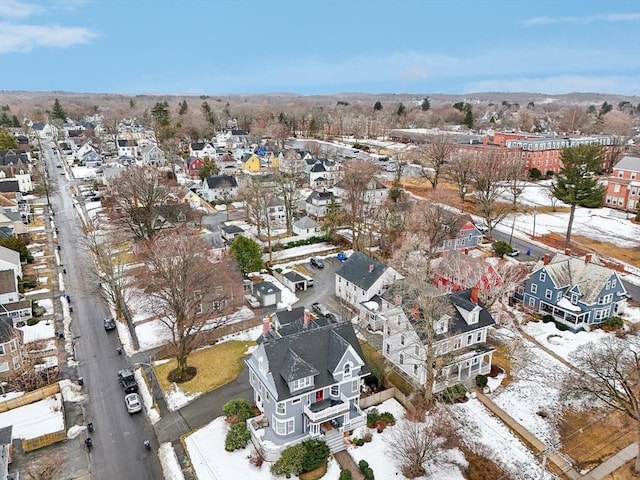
153 340 255 396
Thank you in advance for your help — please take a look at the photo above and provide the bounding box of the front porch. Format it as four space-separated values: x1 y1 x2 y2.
434 346 494 392
247 414 311 462
538 300 590 332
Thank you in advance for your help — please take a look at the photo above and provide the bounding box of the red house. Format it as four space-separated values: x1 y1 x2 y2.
184 156 205 178
433 250 502 292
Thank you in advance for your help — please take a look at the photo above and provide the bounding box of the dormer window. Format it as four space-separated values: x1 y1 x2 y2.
343 362 352 378
468 309 479 325
292 377 312 391
571 293 578 304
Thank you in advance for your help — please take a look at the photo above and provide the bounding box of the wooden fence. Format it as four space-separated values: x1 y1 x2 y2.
22 430 67 452
358 386 415 414
0 383 60 412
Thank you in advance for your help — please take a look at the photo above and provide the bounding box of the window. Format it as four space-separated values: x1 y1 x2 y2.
414 345 420 356
352 379 359 393
476 331 482 342
539 271 546 282
273 417 295 435
606 281 611 290
331 385 339 396
292 377 312 391
545 289 552 299
0 362 8 373
531 284 538 294
399 354 404 365
528 297 536 307
571 293 578 304
557 291 562 301
413 364 419 376
276 402 285 414
467 334 473 345
454 337 462 349
612 279 617 288
12 357 19 369
343 363 351 378
0 345 4 355
385 343 390 355
400 334 405 346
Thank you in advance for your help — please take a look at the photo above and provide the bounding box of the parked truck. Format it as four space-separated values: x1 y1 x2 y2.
118 369 139 393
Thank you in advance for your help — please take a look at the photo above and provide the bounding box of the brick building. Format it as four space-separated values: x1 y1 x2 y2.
605 156 640 213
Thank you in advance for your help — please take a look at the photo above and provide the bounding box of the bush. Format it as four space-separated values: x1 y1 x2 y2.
362 431 372 443
339 469 353 480
366 409 379 428
363 467 374 479
271 443 305 477
379 412 395 425
439 384 467 404
542 314 554 323
16 321 25 328
545 170 555 178
224 423 250 451
26 318 39 326
602 316 624 331
222 399 254 422
358 460 369 472
492 240 513 257
300 439 329 472
528 168 543 181
475 374 488 388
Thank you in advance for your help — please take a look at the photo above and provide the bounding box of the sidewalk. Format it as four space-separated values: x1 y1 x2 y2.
334 450 365 480
581 443 637 480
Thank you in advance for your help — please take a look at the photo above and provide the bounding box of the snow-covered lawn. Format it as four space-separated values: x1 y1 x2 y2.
18 318 56 342
522 320 612 361
0 393 64 439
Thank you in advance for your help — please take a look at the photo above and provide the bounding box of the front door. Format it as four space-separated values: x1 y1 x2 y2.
316 390 323 402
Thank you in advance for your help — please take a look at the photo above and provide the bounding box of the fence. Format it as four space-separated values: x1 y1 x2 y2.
358 386 415 414
0 383 60 412
22 430 67 452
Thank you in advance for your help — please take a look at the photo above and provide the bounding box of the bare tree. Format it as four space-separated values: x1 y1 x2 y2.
565 336 640 473
557 106 589 133
274 170 303 234
472 151 513 237
339 160 379 251
82 217 135 326
385 412 452 478
415 135 453 190
478 261 528 312
106 165 179 240
136 230 243 381
239 176 277 264
446 152 475 207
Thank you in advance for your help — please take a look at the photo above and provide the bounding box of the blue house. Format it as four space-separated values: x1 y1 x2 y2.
515 253 629 331
245 312 369 461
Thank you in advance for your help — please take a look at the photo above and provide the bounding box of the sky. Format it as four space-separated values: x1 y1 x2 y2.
0 0 638 97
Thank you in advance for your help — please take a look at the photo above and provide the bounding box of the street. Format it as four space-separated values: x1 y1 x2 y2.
46 144 163 480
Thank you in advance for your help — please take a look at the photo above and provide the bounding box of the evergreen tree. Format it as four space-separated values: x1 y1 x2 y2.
373 101 383 111
0 128 17 149
178 100 188 116
396 103 406 116
198 158 219 180
462 104 474 128
552 144 605 246
51 98 66 121
229 236 263 275
421 97 431 111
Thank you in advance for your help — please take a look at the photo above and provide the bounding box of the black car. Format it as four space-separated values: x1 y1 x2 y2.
103 317 116 331
310 257 324 269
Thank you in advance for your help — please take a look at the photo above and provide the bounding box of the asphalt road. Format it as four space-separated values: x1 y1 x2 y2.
46 144 163 480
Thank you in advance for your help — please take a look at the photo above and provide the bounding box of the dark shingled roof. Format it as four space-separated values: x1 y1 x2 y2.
283 271 307 284
306 190 334 204
0 425 12 444
204 175 238 189
335 251 390 291
261 322 369 400
0 318 15 342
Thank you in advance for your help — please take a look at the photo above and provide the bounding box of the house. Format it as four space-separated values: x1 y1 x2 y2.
31 122 58 140
605 156 640 213
515 252 629 331
0 162 33 193
292 216 321 239
440 221 483 253
221 224 245 243
0 246 22 281
241 153 262 173
333 178 388 210
184 156 205 178
216 152 239 176
0 270 19 305
245 315 369 460
433 250 502 292
0 150 29 167
116 138 139 158
308 159 339 189
200 175 239 203
80 150 102 168
140 143 165 166
252 281 281 307
0 426 13 479
0 269 31 325
305 190 335 220
266 197 286 225
381 287 495 392
335 251 402 309
189 142 217 160
0 318 25 381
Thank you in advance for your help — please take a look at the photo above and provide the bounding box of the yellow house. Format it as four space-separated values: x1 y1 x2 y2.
241 153 261 173
267 152 280 170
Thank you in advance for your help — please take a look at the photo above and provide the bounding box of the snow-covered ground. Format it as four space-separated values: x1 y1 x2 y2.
0 393 64 439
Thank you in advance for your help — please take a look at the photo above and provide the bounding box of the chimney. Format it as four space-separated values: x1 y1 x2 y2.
585 254 592 264
543 254 550 265
565 248 571 256
303 309 311 328
464 248 469 255
368 264 374 273
287 304 292 311
262 317 270 338
471 286 479 304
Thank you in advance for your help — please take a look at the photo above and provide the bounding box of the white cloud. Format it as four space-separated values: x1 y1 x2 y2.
0 0 43 19
0 22 99 54
522 12 640 26
463 75 640 96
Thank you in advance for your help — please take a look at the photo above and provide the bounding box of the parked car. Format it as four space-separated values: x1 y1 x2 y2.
118 369 139 393
103 316 116 331
124 393 142 414
337 252 347 262
246 295 260 309
475 222 489 234
310 257 324 269
312 302 330 317
507 249 520 257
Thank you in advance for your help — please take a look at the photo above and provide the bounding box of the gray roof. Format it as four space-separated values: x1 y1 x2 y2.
283 271 308 283
615 156 640 172
0 425 11 444
253 281 281 295
533 253 624 304
260 322 369 400
293 216 319 230
221 224 244 234
306 190 334 203
335 251 390 290
204 175 238 189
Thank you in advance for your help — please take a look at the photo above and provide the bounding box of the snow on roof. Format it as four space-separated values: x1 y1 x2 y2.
557 296 581 312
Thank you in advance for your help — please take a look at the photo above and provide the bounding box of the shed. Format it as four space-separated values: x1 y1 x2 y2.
282 270 312 291
252 281 282 307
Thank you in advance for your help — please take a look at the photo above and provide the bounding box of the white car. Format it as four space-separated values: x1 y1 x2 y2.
125 393 142 414
246 295 260 309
